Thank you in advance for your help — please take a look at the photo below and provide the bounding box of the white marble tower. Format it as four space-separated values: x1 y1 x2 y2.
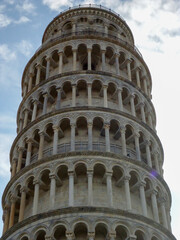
1 4 176 240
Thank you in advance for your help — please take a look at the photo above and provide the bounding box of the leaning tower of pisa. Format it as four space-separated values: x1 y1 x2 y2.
1 4 176 240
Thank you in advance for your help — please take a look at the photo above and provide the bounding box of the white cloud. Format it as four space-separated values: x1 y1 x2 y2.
42 0 73 11
0 133 14 177
16 0 36 13
16 39 33 57
15 15 30 24
0 13 12 27
0 44 16 61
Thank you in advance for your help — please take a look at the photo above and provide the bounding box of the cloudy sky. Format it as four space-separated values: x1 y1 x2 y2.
0 0 180 238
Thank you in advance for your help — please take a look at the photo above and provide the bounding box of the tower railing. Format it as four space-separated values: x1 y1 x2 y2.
40 30 142 58
30 141 140 163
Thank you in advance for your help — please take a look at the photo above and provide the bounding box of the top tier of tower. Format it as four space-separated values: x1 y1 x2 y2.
42 4 134 46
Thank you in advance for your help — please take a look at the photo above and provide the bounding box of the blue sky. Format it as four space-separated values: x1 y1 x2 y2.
0 0 180 238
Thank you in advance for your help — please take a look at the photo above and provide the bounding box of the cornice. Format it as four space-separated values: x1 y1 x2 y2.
11 107 162 162
1 207 176 240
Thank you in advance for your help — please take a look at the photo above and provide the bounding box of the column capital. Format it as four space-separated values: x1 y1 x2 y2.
103 84 108 89
38 130 45 137
104 123 110 129
115 52 120 57
145 139 151 146
134 130 140 138
72 48 77 52
87 47 92 52
56 86 61 92
66 232 74 240
130 93 135 99
29 72 34 77
58 51 63 55
49 173 56 179
106 171 113 177
87 170 93 176
10 195 17 203
88 232 95 238
68 171 74 176
43 92 48 98
33 179 40 185
124 175 131 181
151 189 158 196
87 121 93 127
20 186 28 193
109 232 116 239
117 87 123 92
139 180 146 188
45 55 51 61
120 126 126 133
52 125 60 131
126 58 132 64
26 137 33 144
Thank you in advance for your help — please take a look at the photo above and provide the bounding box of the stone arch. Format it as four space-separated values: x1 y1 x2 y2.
53 224 67 240
115 224 129 240
94 222 109 239
134 228 147 240
77 43 88 70
74 222 88 240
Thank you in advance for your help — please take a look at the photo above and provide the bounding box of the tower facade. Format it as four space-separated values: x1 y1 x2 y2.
1 5 176 240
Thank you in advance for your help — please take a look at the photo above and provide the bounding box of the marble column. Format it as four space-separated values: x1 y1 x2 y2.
87 48 92 70
19 187 27 222
120 126 127 156
45 56 50 79
104 123 110 152
134 132 141 161
53 126 59 155
28 73 33 92
42 93 48 115
103 85 108 108
26 139 32 166
151 190 159 222
139 182 147 217
32 181 39 215
127 59 132 81
56 87 61 110
130 94 136 117
160 200 168 228
143 76 148 95
124 176 131 210
87 83 92 106
9 197 16 228
153 151 160 174
101 50 106 71
58 51 63 74
118 88 123 111
72 49 77 71
23 109 29 129
72 84 76 107
3 208 10 234
19 118 23 132
145 140 152 167
49 174 56 209
115 53 120 75
35 64 41 85
68 172 74 206
87 171 93 205
88 122 93 151
38 132 45 160
140 103 146 123
16 147 23 172
31 100 38 121
11 159 17 178
71 123 75 151
135 67 141 88
106 172 113 207
148 113 153 129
